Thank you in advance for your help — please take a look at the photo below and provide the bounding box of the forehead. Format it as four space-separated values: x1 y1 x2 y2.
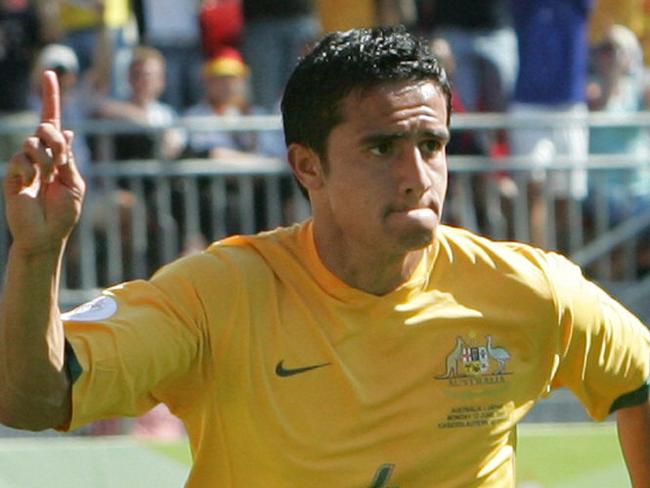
131 58 163 73
338 81 448 131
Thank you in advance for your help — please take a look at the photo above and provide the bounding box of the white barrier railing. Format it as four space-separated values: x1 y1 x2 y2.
0 113 648 319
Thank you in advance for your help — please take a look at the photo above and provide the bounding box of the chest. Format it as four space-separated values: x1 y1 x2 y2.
206 289 558 485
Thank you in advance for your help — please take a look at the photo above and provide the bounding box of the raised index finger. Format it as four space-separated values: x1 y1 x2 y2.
41 70 61 131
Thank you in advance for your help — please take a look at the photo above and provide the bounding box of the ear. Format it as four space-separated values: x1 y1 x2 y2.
287 143 325 192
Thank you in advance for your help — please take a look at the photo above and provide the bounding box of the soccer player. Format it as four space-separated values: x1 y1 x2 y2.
1 27 649 487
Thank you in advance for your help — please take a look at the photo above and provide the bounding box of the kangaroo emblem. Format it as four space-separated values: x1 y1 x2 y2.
436 336 465 378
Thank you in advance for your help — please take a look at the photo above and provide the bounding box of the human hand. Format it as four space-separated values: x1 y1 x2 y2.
3 70 86 255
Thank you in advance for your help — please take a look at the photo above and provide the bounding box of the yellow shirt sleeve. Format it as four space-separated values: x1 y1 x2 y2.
62 251 226 430
547 253 650 420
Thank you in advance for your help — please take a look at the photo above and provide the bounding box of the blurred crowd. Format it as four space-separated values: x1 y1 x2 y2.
4 0 650 438
1 2 649 244
2 1 650 259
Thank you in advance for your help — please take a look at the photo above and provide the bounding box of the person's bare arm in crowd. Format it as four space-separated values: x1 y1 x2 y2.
90 23 113 96
75 3 112 98
0 72 85 430
617 398 650 487
34 0 63 42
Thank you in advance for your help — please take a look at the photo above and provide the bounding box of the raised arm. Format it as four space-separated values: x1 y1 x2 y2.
0 71 85 430
617 398 650 487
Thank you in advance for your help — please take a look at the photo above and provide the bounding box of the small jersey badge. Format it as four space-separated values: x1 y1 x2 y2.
435 335 512 386
61 296 118 322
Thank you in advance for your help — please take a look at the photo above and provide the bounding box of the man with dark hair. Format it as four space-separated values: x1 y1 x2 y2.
282 27 452 156
1 27 649 487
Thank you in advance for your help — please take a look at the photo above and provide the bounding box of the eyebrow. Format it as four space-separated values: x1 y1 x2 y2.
361 128 451 146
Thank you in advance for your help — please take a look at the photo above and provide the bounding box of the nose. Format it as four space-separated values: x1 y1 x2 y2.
396 145 434 198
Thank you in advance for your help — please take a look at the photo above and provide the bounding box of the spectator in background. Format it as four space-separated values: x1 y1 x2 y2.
57 0 135 97
317 0 416 32
94 45 183 161
183 47 279 160
589 0 650 66
375 0 417 28
587 25 650 226
57 0 104 74
509 0 593 250
317 0 376 32
199 0 243 59
135 0 203 111
0 0 59 110
0 0 59 160
415 0 517 115
242 0 320 110
93 46 186 285
183 47 287 237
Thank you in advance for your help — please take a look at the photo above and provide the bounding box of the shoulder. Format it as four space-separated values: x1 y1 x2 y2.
146 237 277 312
196 223 307 273
437 225 552 268
436 226 630 319
435 225 577 296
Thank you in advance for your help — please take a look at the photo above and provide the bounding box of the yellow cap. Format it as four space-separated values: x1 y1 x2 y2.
203 48 249 77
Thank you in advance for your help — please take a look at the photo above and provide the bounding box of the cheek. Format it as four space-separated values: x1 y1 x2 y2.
439 166 448 192
328 168 379 216
433 154 448 187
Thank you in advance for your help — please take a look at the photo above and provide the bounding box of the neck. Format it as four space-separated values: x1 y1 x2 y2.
313 221 425 296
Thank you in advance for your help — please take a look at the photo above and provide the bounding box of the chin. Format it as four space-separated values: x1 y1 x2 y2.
399 226 436 251
382 210 439 252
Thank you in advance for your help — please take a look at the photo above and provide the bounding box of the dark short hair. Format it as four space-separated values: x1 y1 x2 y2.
281 26 452 159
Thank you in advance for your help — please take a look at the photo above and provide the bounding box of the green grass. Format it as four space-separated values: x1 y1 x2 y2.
147 440 192 465
0 424 629 487
516 423 629 487
0 436 189 488
147 422 630 487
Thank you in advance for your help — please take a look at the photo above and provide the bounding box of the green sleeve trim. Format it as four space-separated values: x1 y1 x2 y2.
64 340 83 384
609 377 650 413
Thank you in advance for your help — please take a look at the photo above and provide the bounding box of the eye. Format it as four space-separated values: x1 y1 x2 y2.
369 141 393 156
420 139 442 156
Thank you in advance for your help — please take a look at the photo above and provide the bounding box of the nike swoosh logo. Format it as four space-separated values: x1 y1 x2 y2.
275 360 331 377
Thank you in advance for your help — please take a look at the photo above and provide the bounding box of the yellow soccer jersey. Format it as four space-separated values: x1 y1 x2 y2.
62 221 650 487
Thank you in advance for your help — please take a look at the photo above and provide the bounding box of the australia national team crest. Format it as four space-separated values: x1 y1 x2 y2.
435 335 512 386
